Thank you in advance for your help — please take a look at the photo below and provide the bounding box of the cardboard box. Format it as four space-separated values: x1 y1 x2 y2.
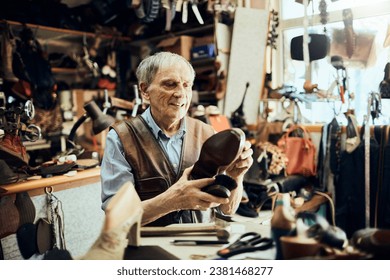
157 36 194 61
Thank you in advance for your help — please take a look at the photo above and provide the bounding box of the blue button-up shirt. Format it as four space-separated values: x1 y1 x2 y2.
100 107 186 210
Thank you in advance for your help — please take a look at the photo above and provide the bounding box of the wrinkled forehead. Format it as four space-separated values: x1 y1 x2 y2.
156 58 195 80
157 59 188 70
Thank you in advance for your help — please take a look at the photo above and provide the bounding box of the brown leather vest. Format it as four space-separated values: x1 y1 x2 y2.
111 115 214 226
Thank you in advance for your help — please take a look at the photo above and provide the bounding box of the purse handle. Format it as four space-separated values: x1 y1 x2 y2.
285 124 312 140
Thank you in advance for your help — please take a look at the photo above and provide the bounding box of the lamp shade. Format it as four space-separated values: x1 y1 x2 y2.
84 100 115 135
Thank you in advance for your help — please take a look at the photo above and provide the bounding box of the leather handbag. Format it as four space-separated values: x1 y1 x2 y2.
277 125 317 177
379 62 390 98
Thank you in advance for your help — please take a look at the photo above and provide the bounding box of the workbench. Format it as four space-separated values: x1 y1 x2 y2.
0 168 104 260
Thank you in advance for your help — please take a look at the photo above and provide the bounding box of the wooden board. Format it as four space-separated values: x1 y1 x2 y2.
223 7 269 125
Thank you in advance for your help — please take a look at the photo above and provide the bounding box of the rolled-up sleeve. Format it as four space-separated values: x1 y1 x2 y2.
100 129 135 210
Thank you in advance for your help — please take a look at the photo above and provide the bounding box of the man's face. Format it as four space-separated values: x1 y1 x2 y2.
141 63 193 126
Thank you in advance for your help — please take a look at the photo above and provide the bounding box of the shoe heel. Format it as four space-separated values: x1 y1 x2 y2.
271 193 296 260
271 227 292 260
127 214 142 247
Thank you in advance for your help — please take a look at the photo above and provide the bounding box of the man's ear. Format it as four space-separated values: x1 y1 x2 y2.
139 83 149 101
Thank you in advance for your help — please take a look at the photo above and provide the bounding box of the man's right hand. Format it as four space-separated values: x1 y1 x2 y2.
140 167 229 225
165 167 229 211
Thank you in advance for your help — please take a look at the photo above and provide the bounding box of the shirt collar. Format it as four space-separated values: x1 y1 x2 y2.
141 107 187 139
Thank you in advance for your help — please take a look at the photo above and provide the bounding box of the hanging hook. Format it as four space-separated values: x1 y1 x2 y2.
45 186 53 194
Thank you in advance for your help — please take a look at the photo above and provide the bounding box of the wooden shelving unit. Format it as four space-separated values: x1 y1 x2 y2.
4 20 132 43
129 24 214 47
2 19 132 58
51 67 91 75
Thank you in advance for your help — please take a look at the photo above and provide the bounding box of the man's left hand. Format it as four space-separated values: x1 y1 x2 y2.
225 140 253 180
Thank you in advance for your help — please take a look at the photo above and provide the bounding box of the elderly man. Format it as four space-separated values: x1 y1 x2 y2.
100 52 253 226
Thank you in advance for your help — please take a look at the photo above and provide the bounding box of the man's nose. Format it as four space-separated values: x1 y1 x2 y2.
173 84 186 97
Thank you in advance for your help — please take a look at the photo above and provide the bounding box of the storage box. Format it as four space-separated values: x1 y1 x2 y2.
157 36 194 61
193 35 214 47
191 44 216 60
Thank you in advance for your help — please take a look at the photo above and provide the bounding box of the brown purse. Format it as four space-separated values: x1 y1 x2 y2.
277 125 317 177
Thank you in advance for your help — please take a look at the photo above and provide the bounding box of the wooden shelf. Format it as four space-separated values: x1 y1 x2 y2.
191 57 215 67
130 24 214 47
4 20 132 42
52 67 81 74
0 167 101 196
23 138 52 151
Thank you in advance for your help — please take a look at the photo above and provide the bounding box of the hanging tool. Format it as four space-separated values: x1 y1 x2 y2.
230 82 249 129
191 0 204 25
182 0 189 23
329 55 347 103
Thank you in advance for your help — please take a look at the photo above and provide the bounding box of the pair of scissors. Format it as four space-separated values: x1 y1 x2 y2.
217 232 274 258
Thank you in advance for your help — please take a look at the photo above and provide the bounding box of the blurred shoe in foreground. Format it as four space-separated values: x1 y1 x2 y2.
80 182 143 260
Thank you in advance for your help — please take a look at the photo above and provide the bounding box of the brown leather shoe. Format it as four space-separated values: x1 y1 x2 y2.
191 128 246 180
190 128 246 198
0 159 29 185
0 133 29 167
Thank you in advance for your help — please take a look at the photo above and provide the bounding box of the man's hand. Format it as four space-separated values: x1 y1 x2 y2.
226 140 254 180
166 167 229 211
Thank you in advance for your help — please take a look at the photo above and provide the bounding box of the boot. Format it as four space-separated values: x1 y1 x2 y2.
0 29 19 83
80 182 143 260
0 132 29 167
